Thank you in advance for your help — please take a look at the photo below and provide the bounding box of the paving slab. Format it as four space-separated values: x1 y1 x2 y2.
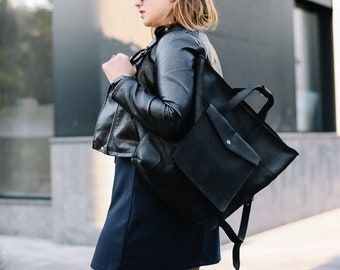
0 236 93 270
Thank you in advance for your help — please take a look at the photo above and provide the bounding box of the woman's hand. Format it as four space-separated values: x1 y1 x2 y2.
102 53 137 83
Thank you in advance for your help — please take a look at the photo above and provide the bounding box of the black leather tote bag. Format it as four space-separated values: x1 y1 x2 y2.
131 55 298 270
132 55 298 228
173 55 299 219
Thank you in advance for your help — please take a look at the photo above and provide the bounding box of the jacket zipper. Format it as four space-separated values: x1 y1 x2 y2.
101 104 120 154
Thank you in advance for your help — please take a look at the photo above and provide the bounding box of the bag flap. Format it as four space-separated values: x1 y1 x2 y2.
173 104 261 213
207 104 261 166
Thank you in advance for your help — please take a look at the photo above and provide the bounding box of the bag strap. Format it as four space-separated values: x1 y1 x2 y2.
130 24 185 65
220 84 274 122
129 37 158 65
220 199 253 270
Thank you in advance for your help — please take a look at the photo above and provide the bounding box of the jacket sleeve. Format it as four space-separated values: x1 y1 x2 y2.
111 32 204 140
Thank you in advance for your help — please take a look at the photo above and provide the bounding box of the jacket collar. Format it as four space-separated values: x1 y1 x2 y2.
154 24 184 40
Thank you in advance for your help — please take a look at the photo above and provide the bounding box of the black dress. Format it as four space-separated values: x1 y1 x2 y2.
91 157 220 270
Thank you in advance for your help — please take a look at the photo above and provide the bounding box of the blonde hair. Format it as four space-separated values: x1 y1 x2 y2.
168 0 218 31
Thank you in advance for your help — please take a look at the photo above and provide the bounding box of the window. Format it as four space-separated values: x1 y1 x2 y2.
293 2 335 132
0 0 53 199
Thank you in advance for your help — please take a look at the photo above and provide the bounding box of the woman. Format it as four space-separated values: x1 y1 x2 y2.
91 0 222 269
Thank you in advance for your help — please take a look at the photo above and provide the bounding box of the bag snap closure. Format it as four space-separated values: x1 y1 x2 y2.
226 139 231 145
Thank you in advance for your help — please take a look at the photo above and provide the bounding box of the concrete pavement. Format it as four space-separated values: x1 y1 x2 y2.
0 208 339 270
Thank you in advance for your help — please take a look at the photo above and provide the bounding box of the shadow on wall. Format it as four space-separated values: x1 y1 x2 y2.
98 36 143 102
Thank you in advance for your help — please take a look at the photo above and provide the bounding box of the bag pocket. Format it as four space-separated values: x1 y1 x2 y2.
173 104 261 212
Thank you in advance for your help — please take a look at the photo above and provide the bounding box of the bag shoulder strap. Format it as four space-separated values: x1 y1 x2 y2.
129 37 158 65
219 199 253 270
130 24 185 65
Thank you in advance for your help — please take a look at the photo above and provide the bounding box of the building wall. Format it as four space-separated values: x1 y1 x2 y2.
53 0 298 136
50 137 114 244
212 0 297 131
52 0 101 136
0 199 51 238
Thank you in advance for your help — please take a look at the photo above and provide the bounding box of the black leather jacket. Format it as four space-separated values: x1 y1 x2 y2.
93 25 222 157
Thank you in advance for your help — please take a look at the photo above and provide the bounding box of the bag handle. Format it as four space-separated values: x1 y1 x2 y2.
220 84 274 122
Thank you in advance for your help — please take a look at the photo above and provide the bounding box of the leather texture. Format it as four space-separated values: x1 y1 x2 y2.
92 25 222 157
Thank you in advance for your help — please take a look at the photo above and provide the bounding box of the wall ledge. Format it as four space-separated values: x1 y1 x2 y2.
49 136 93 144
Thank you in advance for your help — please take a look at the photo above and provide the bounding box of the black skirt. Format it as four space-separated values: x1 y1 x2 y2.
91 157 220 270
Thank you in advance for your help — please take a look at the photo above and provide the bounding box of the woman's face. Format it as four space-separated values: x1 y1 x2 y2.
135 0 174 28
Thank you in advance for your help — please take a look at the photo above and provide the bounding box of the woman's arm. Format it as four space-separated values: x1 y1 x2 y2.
110 33 203 140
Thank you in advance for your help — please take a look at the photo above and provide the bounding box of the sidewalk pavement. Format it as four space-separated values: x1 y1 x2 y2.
0 208 339 270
